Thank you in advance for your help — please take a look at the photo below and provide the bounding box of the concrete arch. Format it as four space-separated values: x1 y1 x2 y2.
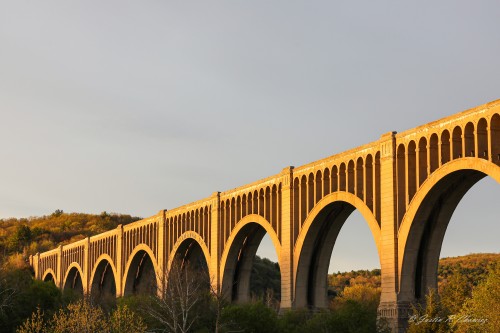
122 244 161 296
294 191 381 260
398 158 500 301
167 231 211 273
89 254 118 298
62 262 85 293
293 191 381 308
42 269 57 285
219 214 281 303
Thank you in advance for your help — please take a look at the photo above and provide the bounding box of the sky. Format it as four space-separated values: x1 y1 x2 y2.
1 1 499 272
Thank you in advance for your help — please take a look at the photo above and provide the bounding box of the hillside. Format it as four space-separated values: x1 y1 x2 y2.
328 253 500 296
0 210 141 262
438 252 499 284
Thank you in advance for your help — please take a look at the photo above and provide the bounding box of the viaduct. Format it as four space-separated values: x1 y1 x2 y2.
31 100 500 332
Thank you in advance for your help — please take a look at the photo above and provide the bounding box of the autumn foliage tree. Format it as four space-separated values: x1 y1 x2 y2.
16 300 146 333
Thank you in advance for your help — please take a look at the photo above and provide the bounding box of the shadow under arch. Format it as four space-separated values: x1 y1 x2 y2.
123 244 160 296
398 158 500 302
63 263 84 295
90 254 118 302
42 269 57 285
293 191 381 309
167 231 211 273
220 214 282 303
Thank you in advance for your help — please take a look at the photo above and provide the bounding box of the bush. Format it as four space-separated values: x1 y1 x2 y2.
17 299 147 333
222 302 279 333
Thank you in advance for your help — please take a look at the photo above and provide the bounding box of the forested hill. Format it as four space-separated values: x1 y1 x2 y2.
438 253 500 288
328 253 500 295
0 210 141 260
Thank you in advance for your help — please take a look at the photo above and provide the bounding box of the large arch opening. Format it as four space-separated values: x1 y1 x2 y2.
123 250 157 296
165 237 211 309
439 177 499 258
294 199 380 309
221 220 281 305
90 258 117 303
399 161 500 302
63 266 84 296
328 210 380 273
171 238 209 272
253 234 281 305
43 271 55 283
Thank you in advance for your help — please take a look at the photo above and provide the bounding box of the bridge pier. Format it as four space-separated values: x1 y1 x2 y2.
279 167 294 309
378 301 412 333
378 131 411 332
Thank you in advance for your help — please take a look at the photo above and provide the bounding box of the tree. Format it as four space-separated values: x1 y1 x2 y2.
16 308 46 333
333 284 380 309
222 302 279 333
439 268 472 314
17 300 147 333
0 284 15 318
326 284 385 333
454 262 500 332
407 289 450 333
7 225 32 253
52 210 64 217
109 305 147 333
249 256 281 302
277 309 311 333
0 266 62 332
147 259 209 333
50 299 109 333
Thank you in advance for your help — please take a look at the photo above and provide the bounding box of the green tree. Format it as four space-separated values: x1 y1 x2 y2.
454 263 500 333
250 256 281 302
17 300 147 333
50 299 108 333
407 289 450 333
16 308 46 333
109 305 147 333
52 210 64 217
440 268 472 314
7 225 32 253
0 267 62 333
277 309 312 333
222 302 279 333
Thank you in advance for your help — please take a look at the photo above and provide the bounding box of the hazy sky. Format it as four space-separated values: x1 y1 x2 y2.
1 1 499 272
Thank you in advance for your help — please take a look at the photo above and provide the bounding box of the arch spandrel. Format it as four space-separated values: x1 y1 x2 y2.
397 158 500 299
293 191 381 268
89 254 119 295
